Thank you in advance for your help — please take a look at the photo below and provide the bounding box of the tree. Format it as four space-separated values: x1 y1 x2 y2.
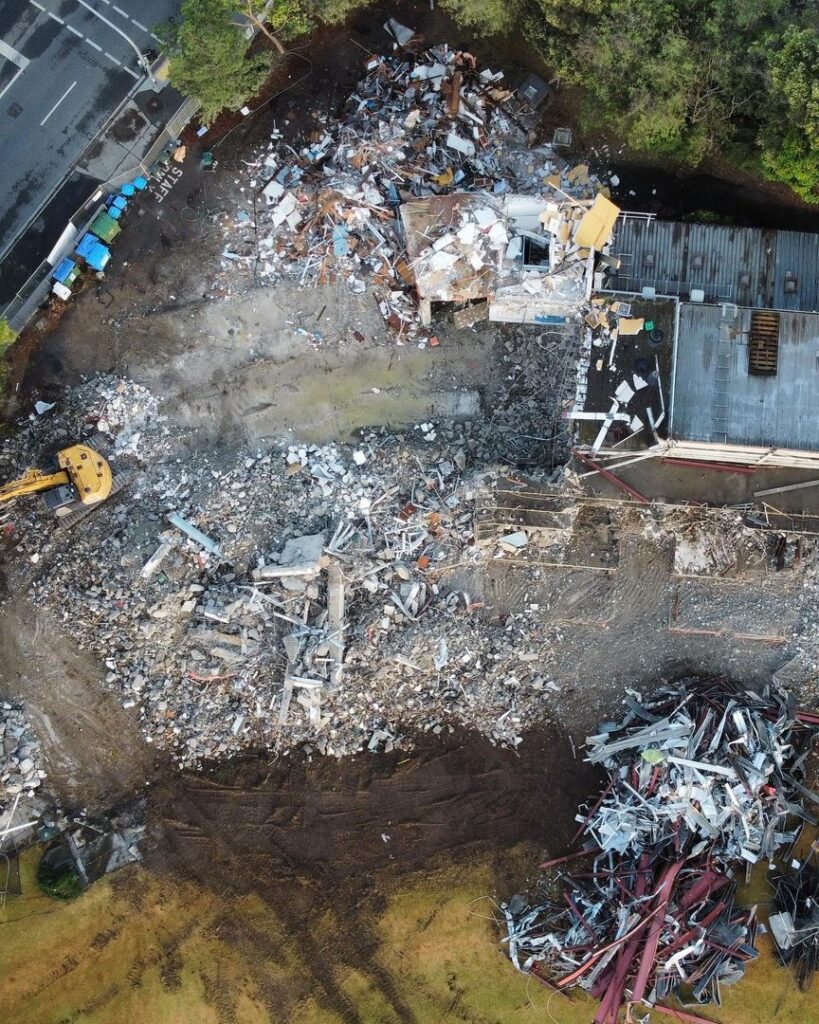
438 0 522 35
769 26 819 145
238 0 314 54
158 0 273 123
0 317 17 352
759 26 819 199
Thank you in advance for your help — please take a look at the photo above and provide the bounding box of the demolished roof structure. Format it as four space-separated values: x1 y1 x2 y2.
401 190 614 325
502 677 819 1022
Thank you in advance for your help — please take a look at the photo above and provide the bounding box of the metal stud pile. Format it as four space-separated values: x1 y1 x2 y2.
770 848 819 989
503 678 819 1022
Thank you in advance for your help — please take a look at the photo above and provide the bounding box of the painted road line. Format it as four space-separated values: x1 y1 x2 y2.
66 23 83 36
40 80 77 125
130 17 148 31
112 4 128 15
0 67 25 102
74 0 145 61
47 10 65 23
28 0 45 9
104 51 121 65
85 38 102 51
123 64 140 80
0 41 31 69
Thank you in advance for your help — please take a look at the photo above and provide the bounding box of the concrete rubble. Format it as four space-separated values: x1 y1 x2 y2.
219 44 610 342
502 678 819 1021
0 375 568 766
0 703 46 839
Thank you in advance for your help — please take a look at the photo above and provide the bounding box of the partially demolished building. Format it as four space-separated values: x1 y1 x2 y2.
401 191 617 325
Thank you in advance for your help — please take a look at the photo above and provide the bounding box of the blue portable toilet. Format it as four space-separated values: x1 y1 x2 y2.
52 257 78 284
75 232 111 271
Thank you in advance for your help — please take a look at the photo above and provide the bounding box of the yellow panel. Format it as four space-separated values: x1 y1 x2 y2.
575 194 621 250
618 317 645 335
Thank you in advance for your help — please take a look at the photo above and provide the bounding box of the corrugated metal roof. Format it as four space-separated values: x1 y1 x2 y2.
671 303 819 449
607 218 819 311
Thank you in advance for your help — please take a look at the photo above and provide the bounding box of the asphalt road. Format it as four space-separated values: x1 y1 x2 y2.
0 0 180 266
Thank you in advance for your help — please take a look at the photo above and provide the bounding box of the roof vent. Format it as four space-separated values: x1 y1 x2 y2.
748 310 780 376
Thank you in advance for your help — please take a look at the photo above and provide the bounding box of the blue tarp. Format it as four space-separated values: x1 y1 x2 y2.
75 232 111 271
52 257 77 283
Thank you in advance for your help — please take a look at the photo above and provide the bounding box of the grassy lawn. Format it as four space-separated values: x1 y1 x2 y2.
0 845 814 1023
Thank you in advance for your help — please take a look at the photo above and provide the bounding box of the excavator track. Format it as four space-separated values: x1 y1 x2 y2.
56 471 133 532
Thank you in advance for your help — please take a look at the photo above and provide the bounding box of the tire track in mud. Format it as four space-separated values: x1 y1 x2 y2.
145 728 599 1022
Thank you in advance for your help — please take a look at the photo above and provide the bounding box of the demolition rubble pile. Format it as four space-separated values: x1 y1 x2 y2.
1 378 561 766
503 678 819 1022
222 44 606 339
1 703 46 816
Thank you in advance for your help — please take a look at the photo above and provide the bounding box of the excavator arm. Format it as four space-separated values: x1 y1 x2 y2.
0 467 71 502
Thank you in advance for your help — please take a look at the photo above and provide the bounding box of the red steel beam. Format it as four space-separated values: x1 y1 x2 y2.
573 448 650 503
631 860 685 1005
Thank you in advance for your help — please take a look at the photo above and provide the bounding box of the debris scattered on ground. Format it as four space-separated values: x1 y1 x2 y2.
0 375 566 765
502 677 819 1021
221 45 609 341
0 703 46 840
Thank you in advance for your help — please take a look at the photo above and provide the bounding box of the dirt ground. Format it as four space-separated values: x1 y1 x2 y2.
27 282 497 446
0 594 160 809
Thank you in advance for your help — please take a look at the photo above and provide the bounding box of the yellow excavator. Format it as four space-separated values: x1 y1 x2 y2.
0 444 117 523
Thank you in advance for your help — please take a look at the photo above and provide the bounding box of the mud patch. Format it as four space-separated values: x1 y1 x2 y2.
148 726 598 889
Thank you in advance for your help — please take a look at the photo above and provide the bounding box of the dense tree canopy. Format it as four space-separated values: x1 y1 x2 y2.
161 0 819 201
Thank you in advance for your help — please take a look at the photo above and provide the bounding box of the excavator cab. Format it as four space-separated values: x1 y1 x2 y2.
42 483 77 516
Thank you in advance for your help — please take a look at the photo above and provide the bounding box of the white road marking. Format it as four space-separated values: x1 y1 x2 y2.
25 0 147 81
130 17 148 31
0 67 25 101
74 0 144 56
0 40 30 69
40 79 76 125
113 4 128 15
